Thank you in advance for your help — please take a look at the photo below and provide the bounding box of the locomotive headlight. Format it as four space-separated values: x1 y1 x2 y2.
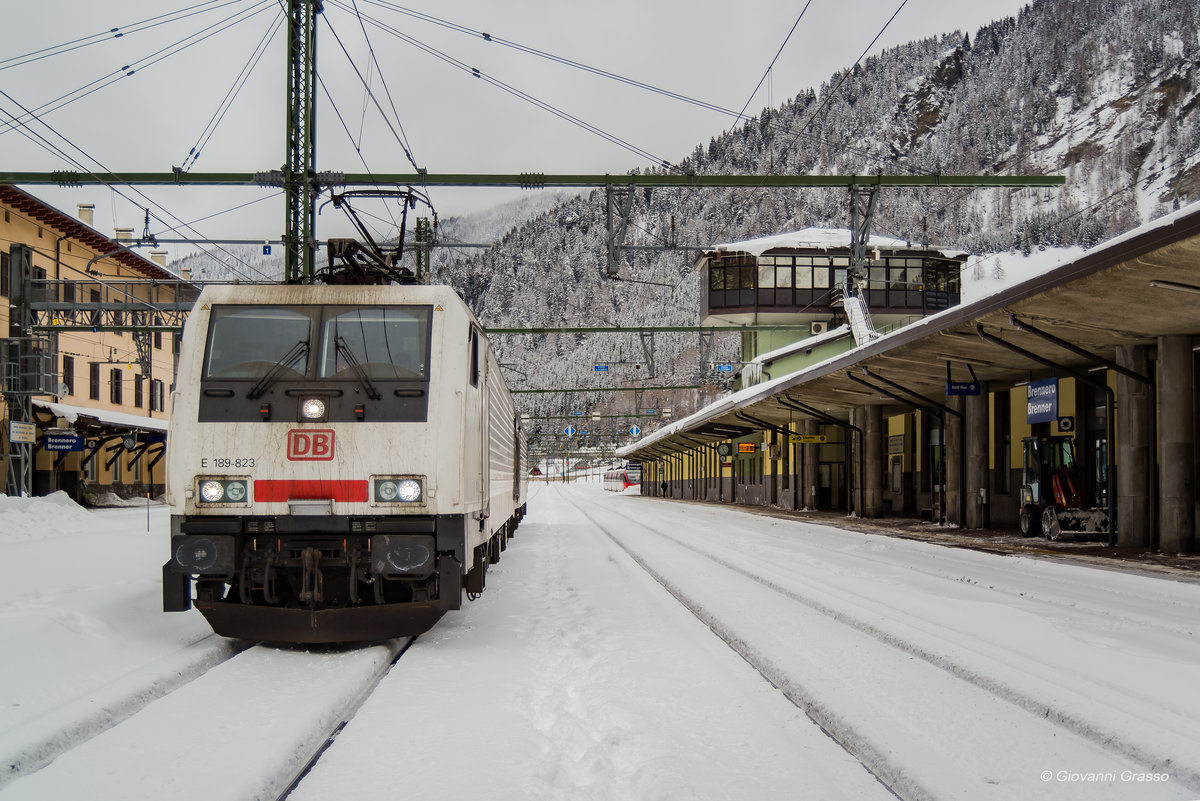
395 479 422 502
301 397 326 420
199 480 225 503
373 476 424 504
196 477 251 506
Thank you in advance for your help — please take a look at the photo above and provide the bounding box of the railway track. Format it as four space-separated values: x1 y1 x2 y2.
0 637 410 800
565 487 1200 801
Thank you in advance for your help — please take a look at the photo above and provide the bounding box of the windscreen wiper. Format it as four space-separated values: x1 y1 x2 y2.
247 340 309 400
335 336 381 400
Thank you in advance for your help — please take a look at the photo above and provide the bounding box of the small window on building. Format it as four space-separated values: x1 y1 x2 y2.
62 355 75 396
150 379 165 412
134 374 144 409
110 368 123 404
89 362 100 400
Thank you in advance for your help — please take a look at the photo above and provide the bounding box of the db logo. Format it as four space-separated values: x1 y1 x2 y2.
287 429 335 461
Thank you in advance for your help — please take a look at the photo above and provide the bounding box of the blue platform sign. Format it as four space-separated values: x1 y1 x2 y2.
593 364 609 372
642 409 658 415
1026 378 1058 424
570 410 584 416
44 433 83 452
716 364 733 373
946 381 981 396
563 426 576 436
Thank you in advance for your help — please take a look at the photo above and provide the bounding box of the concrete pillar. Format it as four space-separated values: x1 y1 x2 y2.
965 388 989 529
945 396 964 526
1116 345 1152 548
860 405 884 517
1157 335 1195 554
803 419 819 510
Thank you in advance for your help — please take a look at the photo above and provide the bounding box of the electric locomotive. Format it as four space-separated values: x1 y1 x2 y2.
163 282 528 642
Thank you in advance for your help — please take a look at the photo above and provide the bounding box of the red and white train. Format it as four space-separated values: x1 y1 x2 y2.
163 282 527 643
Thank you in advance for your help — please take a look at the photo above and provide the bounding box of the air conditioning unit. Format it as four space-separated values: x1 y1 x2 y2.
810 321 829 335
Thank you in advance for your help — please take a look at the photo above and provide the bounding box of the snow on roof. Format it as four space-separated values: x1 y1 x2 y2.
33 400 168 433
710 227 964 258
622 200 1200 459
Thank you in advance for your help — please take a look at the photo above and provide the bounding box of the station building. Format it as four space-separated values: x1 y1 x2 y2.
620 205 1200 555
1 185 194 502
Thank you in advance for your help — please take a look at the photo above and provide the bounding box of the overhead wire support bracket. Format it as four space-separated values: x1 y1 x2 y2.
605 180 636 277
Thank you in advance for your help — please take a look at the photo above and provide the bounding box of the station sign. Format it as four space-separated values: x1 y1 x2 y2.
715 364 734 373
44 433 83 452
8 421 36 444
642 409 658 415
593 364 610 372
945 381 981 396
789 434 827 444
570 410 584 416
1026 378 1058 424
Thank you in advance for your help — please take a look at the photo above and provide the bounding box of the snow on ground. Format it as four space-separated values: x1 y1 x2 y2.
1 485 1198 800
291 482 893 801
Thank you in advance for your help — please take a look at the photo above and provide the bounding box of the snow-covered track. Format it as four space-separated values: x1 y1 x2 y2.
567 487 1200 801
0 638 409 800
0 635 241 790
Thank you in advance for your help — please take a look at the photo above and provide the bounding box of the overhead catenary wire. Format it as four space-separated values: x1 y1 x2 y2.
344 0 929 178
337 5 675 170
0 0 252 72
732 1 814 129
179 7 285 172
0 88 271 281
0 0 279 140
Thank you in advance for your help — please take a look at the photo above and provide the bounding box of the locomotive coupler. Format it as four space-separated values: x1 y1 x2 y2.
299 547 325 605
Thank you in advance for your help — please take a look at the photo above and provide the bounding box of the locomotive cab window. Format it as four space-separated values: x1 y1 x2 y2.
318 306 431 380
469 328 480 387
205 306 312 379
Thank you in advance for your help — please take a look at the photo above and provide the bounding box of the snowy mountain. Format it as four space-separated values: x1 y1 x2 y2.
171 0 1200 440
433 0 1199 431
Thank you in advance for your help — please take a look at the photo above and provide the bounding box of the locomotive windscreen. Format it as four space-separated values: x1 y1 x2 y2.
318 306 430 380
205 306 312 379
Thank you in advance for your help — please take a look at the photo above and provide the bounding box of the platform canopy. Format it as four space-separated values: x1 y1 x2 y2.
621 201 1200 459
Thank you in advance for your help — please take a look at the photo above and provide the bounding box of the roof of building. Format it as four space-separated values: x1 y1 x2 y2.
623 200 1200 460
706 227 967 259
33 399 168 433
0 184 175 280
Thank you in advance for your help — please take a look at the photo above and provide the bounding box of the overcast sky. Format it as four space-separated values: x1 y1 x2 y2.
0 0 1032 258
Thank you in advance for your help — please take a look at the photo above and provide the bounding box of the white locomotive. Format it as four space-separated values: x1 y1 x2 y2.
163 283 528 642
